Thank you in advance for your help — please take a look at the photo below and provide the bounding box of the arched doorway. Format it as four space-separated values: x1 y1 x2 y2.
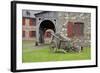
39 20 56 43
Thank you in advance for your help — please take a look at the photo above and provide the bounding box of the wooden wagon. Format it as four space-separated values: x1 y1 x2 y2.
50 33 83 53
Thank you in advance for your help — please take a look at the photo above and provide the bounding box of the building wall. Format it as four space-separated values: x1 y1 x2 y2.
59 12 91 47
22 17 36 41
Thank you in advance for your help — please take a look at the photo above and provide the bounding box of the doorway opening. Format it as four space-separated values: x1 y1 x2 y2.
39 20 56 43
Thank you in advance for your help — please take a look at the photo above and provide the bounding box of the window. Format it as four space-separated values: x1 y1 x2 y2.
29 31 36 37
22 18 25 25
22 31 25 37
29 18 36 26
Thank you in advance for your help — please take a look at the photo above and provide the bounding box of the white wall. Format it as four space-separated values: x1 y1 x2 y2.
0 0 99 73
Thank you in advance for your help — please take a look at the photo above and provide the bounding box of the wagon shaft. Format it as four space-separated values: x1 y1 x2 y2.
50 33 83 53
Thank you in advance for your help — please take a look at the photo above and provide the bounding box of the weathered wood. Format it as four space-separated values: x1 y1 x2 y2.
50 33 83 53
50 33 70 53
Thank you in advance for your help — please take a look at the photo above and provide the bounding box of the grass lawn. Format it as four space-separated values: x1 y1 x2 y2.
22 40 91 63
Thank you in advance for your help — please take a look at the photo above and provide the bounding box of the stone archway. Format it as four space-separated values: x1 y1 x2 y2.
39 20 56 43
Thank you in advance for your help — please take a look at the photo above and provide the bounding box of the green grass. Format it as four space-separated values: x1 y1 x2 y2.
22 40 91 63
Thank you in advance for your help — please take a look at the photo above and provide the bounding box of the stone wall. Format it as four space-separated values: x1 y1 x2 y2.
59 12 91 47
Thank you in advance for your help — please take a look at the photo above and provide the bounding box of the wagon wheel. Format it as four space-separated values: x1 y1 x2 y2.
50 41 58 53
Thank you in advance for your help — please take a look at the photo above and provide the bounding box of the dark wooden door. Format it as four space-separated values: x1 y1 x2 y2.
74 22 84 36
67 22 74 37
